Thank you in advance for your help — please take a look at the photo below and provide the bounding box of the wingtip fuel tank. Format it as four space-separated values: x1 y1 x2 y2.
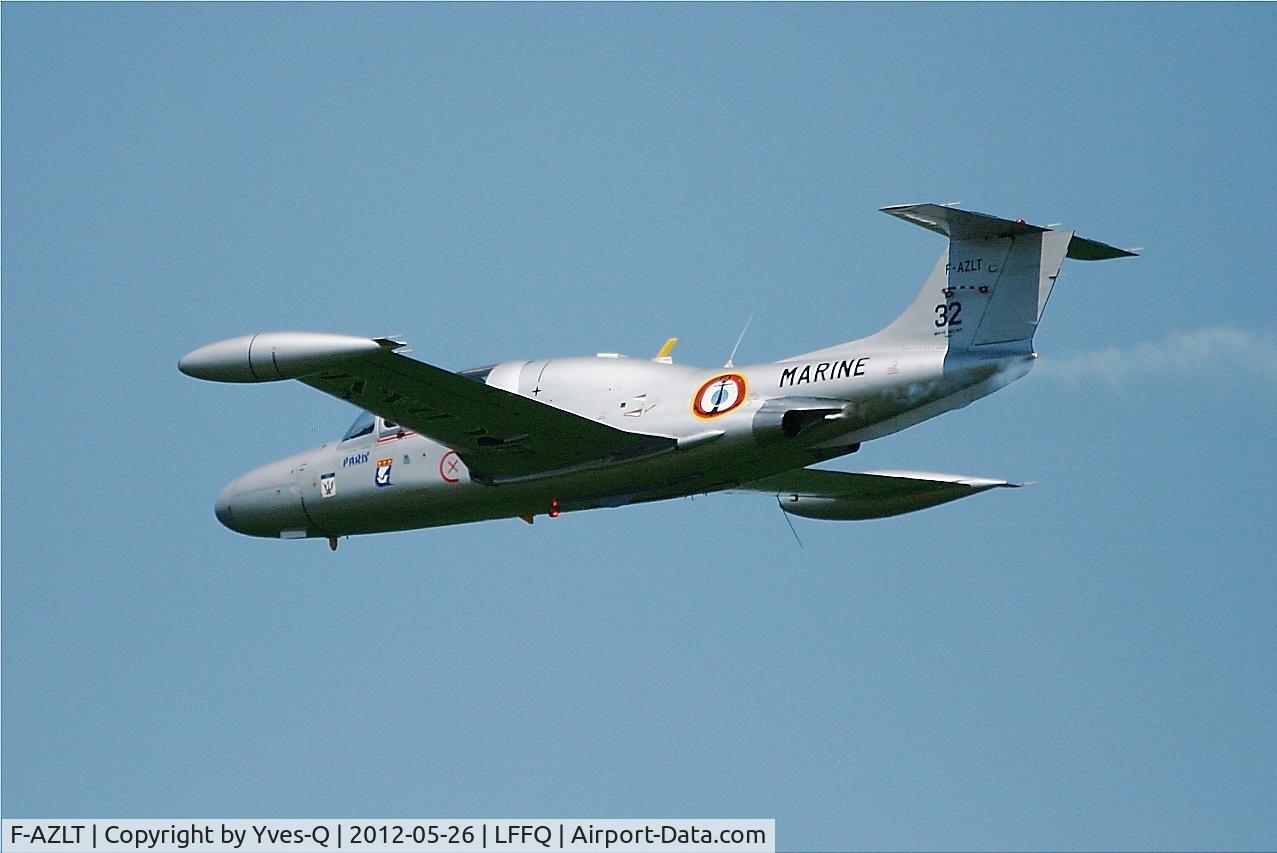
178 332 385 383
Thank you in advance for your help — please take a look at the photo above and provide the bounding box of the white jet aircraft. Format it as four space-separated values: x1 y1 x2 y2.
180 204 1134 549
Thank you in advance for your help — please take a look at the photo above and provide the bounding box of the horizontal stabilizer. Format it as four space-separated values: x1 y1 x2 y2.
881 203 1046 240
1065 235 1138 260
882 203 1137 259
736 467 1020 520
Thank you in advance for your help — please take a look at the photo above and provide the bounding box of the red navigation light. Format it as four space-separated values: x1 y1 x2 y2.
549 498 561 518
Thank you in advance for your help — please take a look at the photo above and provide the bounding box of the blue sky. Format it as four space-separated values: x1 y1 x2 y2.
3 4 1275 850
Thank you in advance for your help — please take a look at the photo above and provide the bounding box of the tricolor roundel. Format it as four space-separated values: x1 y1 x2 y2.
692 373 747 419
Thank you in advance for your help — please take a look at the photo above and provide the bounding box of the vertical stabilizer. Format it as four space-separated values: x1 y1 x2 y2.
784 205 1134 362
858 205 1133 353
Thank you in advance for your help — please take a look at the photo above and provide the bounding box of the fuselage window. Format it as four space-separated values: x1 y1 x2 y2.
342 411 375 442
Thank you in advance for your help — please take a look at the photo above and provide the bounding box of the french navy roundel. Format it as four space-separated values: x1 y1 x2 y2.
693 373 747 418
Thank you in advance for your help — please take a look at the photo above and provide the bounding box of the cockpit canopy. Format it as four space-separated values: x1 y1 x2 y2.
341 410 375 442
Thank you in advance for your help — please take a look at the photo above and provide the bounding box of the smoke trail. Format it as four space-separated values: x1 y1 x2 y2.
1036 326 1277 388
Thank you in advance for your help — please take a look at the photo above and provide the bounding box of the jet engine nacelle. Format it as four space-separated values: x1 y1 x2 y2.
752 396 846 440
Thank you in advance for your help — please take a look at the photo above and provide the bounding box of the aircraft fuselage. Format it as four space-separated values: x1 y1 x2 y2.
214 348 1032 539
187 203 1134 543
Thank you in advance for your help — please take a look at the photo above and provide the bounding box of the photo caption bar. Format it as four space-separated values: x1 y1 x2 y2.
2 820 774 853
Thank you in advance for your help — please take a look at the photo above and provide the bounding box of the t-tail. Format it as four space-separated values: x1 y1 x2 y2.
861 204 1136 354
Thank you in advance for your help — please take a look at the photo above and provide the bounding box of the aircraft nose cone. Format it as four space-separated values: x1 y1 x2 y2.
211 454 313 538
214 479 242 533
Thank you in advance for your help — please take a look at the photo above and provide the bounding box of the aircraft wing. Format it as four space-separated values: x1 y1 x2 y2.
736 467 1020 519
298 347 675 482
177 331 676 483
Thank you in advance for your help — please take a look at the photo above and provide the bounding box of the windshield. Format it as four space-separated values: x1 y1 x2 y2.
458 364 496 384
341 410 375 442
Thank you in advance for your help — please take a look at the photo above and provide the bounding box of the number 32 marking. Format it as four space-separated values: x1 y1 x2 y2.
935 301 963 328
